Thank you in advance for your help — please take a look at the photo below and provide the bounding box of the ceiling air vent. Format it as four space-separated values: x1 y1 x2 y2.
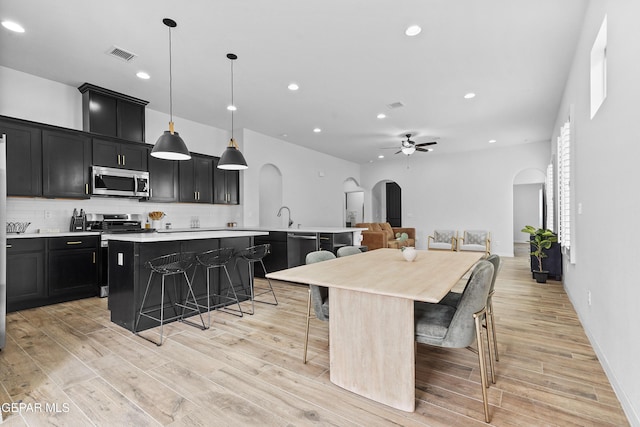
106 46 137 62
386 101 405 109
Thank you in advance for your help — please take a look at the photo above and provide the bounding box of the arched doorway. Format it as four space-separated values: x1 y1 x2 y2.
259 163 283 227
343 177 363 226
513 168 546 244
371 180 402 226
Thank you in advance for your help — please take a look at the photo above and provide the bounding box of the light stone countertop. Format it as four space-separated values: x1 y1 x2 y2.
7 231 101 239
101 230 268 243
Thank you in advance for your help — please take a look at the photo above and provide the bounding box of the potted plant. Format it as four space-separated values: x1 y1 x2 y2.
521 225 558 283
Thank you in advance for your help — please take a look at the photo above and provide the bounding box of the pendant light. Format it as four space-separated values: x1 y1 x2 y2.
218 53 248 170
151 18 191 161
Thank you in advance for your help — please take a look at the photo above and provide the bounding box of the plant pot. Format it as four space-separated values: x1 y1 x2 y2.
533 270 549 284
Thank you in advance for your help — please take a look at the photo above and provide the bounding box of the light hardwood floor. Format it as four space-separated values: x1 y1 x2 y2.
0 249 630 426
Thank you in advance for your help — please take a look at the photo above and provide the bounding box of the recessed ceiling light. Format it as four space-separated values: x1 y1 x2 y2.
428 148 434 152
313 128 322 133
377 113 386 119
136 71 150 80
280 133 288 138
464 92 476 99
227 105 237 111
2 20 25 33
288 83 299 91
378 155 384 159
405 25 421 37
489 139 496 143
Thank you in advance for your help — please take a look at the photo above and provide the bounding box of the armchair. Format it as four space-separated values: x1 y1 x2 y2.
458 230 491 255
355 222 416 250
427 230 457 251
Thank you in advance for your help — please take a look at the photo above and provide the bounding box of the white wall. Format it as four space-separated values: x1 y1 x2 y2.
361 141 550 257
241 129 361 228
551 1 640 424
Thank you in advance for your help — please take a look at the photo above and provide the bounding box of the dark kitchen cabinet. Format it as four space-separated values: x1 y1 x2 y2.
0 118 42 197
48 236 99 297
254 232 288 277
79 83 148 143
213 157 240 205
146 154 179 202
92 137 148 171
42 129 91 199
6 238 46 312
180 154 213 203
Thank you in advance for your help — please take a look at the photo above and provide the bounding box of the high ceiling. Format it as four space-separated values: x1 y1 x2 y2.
0 0 587 164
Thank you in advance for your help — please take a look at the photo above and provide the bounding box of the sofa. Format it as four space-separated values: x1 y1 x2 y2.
355 222 416 251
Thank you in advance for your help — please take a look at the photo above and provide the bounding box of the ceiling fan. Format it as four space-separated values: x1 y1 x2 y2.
383 134 437 155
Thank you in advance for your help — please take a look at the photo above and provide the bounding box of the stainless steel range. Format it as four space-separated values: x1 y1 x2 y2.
86 213 153 297
85 213 146 233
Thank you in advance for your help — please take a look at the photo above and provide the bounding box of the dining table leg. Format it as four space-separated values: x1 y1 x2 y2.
329 287 415 412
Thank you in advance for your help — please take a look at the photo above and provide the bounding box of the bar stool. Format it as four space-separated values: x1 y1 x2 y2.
134 252 205 346
187 248 243 327
233 244 278 315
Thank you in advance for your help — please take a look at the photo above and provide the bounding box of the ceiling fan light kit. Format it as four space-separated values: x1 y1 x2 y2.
387 134 437 156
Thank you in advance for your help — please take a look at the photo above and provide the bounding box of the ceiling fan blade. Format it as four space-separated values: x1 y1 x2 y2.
415 147 433 152
394 150 402 155
415 141 437 147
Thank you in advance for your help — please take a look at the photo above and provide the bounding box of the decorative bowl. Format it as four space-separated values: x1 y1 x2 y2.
7 221 31 234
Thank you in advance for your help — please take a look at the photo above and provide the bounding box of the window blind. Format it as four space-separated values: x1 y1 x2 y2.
545 163 554 232
557 121 571 249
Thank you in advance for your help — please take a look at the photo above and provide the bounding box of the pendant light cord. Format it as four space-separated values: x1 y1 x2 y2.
230 58 234 141
168 25 173 125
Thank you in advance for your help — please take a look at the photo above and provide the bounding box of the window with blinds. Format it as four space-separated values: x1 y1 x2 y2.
545 163 554 232
557 121 571 251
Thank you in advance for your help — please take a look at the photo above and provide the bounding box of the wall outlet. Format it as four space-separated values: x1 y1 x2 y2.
587 290 592 306
44 210 52 219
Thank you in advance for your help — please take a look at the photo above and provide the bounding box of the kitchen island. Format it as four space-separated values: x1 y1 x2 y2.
106 230 268 332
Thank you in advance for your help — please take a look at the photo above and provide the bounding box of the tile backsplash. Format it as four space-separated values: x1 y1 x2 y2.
6 197 243 233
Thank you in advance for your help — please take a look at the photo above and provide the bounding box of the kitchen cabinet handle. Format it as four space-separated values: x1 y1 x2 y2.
117 154 121 165
92 251 96 264
85 183 89 194
122 155 126 165
66 241 83 245
150 188 153 198
6 244 12 248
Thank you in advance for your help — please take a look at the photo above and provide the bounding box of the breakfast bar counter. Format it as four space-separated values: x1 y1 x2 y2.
107 230 268 332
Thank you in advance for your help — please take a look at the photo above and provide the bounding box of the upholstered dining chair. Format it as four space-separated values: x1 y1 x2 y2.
427 229 458 251
439 254 501 364
458 230 491 254
336 246 363 257
414 260 494 423
302 250 335 363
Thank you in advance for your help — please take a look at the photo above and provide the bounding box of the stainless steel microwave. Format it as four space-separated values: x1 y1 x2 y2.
91 166 149 198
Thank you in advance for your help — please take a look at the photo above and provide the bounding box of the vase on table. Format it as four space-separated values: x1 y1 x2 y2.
402 246 417 262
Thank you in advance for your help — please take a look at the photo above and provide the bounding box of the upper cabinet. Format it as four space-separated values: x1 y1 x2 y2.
213 157 240 205
0 117 42 197
78 83 148 143
146 154 179 202
42 129 91 199
179 154 213 203
93 137 148 171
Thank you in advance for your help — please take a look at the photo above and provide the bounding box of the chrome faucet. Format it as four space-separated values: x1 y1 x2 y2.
277 206 293 228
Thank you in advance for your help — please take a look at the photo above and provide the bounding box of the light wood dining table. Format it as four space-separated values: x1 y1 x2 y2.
266 248 483 412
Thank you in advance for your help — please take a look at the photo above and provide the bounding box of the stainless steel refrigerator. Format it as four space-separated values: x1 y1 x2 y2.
1 133 7 350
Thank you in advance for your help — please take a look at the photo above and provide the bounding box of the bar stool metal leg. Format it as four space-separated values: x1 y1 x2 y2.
134 252 206 346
